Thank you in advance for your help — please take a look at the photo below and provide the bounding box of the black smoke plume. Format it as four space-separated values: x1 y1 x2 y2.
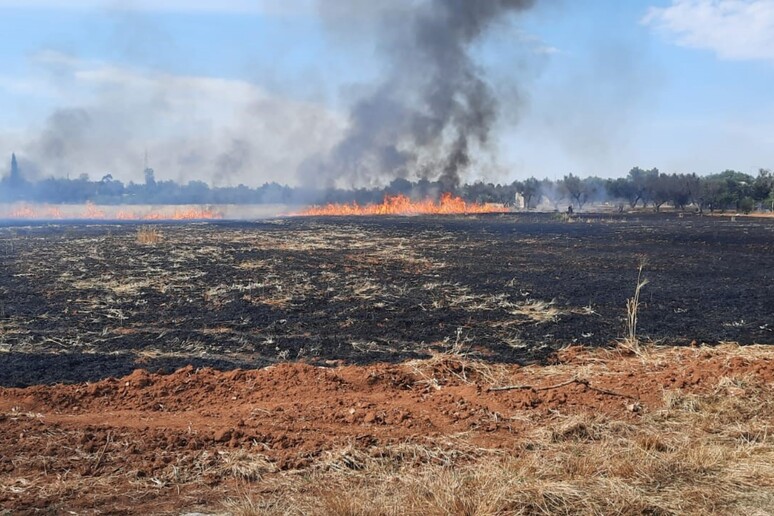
306 0 537 190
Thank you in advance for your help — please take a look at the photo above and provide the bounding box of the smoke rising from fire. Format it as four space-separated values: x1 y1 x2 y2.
303 0 538 190
2 2 543 193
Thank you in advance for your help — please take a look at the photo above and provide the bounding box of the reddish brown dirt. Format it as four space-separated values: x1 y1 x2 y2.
1 346 773 514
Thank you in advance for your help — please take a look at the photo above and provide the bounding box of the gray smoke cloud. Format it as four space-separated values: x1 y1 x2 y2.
302 0 537 189
3 1 543 191
11 51 345 186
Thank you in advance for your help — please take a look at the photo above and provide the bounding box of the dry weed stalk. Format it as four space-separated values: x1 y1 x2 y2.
622 260 649 354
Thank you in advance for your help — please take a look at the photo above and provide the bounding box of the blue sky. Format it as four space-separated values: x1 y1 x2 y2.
1 0 773 186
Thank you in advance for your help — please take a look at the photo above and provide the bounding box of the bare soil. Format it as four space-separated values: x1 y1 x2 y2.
2 344 773 514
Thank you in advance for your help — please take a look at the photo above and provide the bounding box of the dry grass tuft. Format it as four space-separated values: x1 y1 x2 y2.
217 451 276 482
548 414 607 443
136 225 162 245
221 367 774 516
405 332 513 388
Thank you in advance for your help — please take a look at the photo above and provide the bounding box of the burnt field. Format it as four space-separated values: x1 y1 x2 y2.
1 213 772 387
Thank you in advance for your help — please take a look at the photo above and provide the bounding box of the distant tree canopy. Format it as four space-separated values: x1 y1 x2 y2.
0 154 772 212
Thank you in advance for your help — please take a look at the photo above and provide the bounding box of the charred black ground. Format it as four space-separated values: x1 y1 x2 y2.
1 213 772 387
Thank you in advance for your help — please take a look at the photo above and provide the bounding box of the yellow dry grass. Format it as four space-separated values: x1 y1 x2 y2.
136 225 162 245
223 345 774 516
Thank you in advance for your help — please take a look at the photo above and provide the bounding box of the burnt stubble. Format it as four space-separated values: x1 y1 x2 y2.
1 213 772 387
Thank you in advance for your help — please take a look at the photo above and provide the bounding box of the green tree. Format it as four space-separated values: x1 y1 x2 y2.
644 172 670 212
541 178 566 211
668 174 693 211
562 173 594 210
515 177 540 209
739 197 755 214
627 167 658 208
606 177 639 208
753 169 772 205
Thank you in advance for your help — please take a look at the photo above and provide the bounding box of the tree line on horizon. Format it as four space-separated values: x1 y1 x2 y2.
514 168 774 213
1 154 772 213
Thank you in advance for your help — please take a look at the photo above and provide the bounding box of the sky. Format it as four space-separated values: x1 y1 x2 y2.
0 0 773 187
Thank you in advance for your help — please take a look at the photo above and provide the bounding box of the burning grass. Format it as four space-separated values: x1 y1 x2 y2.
1 203 223 221
299 193 509 216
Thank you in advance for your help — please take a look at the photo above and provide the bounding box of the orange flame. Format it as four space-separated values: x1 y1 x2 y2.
83 202 106 219
299 193 508 216
141 207 222 220
2 204 223 221
10 206 37 219
44 206 64 219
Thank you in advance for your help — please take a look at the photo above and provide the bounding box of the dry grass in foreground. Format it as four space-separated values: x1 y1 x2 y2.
226 345 774 516
2 343 773 514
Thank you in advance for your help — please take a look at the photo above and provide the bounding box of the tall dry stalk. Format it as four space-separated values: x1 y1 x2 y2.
625 261 649 351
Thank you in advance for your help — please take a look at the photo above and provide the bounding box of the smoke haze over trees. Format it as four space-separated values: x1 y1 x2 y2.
1 3 773 212
2 2 773 194
2 153 771 214
5 1 545 193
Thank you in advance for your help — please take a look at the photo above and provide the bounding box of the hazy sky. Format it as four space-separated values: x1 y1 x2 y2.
1 0 773 186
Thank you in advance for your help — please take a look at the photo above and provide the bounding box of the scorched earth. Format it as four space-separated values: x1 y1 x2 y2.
1 213 772 387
